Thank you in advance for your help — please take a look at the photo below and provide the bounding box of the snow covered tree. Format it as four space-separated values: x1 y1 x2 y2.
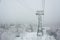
29 24 33 32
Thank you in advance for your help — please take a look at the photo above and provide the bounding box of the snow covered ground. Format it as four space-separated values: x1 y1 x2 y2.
14 27 56 40
14 32 56 40
0 25 56 40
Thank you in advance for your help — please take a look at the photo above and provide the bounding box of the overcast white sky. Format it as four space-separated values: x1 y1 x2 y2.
0 0 60 25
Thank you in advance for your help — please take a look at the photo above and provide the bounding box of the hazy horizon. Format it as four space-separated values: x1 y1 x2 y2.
0 0 60 25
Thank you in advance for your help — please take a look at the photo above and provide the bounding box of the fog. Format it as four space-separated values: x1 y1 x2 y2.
0 0 60 25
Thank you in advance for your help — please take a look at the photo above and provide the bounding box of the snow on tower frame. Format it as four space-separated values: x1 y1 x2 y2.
36 10 44 15
36 0 45 36
36 10 44 36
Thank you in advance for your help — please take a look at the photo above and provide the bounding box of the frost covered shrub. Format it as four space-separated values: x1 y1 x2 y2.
47 30 57 39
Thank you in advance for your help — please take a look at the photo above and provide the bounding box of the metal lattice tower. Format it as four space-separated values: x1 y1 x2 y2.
36 10 44 36
36 0 45 36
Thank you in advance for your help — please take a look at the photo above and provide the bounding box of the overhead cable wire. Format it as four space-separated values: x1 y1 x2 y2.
42 0 45 10
16 0 45 13
16 0 34 12
42 0 45 27
22 0 35 11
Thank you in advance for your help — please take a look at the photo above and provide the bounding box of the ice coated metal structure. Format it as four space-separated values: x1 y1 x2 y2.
36 0 45 36
36 10 44 36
